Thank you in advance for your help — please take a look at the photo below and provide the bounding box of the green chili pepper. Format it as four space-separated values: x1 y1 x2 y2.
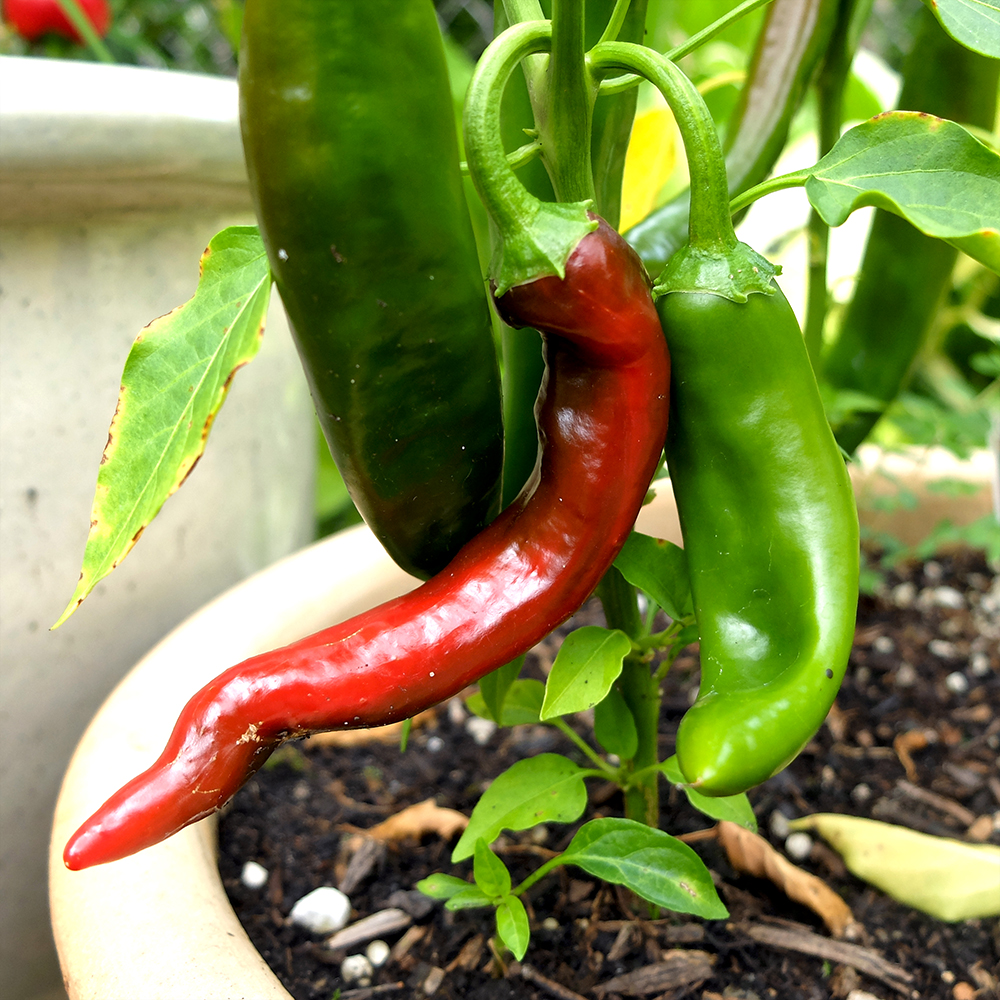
822 7 1000 454
658 285 860 795
626 0 840 273
239 0 503 579
589 36 859 798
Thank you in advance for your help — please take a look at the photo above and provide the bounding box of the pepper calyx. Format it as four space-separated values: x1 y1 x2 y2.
653 241 780 304
490 199 599 297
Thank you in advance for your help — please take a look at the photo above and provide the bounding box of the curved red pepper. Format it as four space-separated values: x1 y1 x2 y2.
64 218 670 870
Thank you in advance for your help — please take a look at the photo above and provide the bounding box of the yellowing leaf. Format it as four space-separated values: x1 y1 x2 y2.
620 104 677 232
790 814 1000 922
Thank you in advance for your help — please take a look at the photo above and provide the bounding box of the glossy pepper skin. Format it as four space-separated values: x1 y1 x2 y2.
658 282 859 797
821 7 1000 454
626 0 839 273
64 219 670 870
240 0 503 579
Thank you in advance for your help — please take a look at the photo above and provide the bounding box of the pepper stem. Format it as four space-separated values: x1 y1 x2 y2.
588 42 734 251
464 19 597 294
589 42 780 302
542 0 597 203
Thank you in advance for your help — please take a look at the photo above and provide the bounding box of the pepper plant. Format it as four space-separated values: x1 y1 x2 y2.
56 0 999 963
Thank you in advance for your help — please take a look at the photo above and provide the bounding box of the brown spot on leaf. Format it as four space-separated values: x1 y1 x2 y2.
330 245 345 263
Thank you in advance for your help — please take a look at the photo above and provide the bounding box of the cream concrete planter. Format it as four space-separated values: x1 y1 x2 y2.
47 452 997 999
1 56 315 1000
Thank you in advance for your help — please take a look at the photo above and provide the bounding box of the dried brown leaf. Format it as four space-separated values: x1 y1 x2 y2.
716 821 859 938
362 799 468 843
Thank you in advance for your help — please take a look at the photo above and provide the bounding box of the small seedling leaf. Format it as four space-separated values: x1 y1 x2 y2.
613 531 694 621
495 895 530 960
593 684 639 760
541 626 631 720
478 656 524 723
466 679 545 726
660 757 757 831
473 839 512 899
560 818 727 919
416 873 473 900
452 754 588 862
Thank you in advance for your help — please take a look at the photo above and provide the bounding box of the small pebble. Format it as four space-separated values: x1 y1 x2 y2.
892 581 916 608
970 651 990 677
785 831 813 861
924 560 943 583
945 672 969 695
929 639 958 659
873 635 895 654
851 783 872 805
821 765 836 789
941 970 955 984
289 886 351 935
366 939 390 968
292 779 311 802
854 665 871 686
240 861 269 889
466 716 497 746
769 810 791 839
846 991 885 1000
426 735 445 753
340 954 373 987
894 662 917 688
542 916 560 932
528 824 550 845
930 586 964 609
447 697 468 726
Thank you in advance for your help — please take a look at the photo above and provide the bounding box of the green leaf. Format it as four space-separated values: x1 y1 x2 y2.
660 757 757 831
444 885 495 911
593 684 639 760
805 113 1000 273
921 0 1000 59
613 531 694 622
560 818 727 919
474 839 512 899
466 679 545 726
416 873 473 900
54 227 271 627
496 895 530 960
541 626 632 721
479 657 524 724
452 754 589 862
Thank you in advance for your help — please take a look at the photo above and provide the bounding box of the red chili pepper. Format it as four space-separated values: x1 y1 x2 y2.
2 0 110 42
64 218 670 870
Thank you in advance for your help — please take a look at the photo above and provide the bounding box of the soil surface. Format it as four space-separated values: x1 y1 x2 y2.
219 549 1000 1000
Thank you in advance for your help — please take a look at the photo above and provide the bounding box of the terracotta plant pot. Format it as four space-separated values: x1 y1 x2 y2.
48 459 995 999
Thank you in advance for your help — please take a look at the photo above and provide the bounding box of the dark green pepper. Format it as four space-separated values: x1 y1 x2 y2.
239 0 503 579
822 7 1000 453
626 0 840 273
658 280 859 796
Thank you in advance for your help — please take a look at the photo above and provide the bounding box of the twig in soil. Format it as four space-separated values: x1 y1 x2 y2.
737 921 916 997
593 950 715 997
893 729 935 782
519 963 591 1000
338 983 406 1000
896 779 977 827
